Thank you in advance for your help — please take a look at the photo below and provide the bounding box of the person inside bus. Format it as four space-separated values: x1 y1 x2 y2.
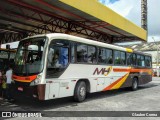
27 51 34 63
51 52 61 68
47 48 54 68
1 76 7 100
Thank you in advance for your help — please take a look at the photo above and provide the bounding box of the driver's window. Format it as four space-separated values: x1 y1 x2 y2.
46 40 69 78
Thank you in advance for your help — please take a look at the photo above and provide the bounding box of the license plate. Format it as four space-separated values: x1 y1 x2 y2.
18 87 23 91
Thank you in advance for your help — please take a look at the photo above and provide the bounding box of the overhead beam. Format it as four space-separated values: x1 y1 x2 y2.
0 32 27 44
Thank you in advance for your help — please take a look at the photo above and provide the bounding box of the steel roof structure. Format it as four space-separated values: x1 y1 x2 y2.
0 0 147 44
123 42 160 51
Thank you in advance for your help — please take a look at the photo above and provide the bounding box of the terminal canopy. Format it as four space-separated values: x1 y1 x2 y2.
0 0 147 44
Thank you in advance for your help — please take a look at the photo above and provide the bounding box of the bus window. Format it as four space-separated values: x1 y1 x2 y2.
77 44 87 63
145 56 151 67
46 40 69 78
131 54 136 66
88 46 96 63
137 55 141 66
114 50 121 65
98 48 106 64
106 49 113 64
141 55 145 67
71 42 75 63
120 52 126 65
127 53 131 65
114 51 126 65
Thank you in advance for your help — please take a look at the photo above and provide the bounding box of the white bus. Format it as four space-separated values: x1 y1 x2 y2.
12 33 152 102
0 48 16 71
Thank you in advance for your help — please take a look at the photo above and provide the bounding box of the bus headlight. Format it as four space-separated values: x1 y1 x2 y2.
35 75 42 84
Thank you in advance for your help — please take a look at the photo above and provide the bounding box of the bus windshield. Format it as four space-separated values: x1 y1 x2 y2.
14 37 46 76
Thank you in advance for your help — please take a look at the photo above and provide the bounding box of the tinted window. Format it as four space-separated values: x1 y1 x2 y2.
145 56 152 67
132 54 136 66
106 49 113 64
98 48 106 64
114 51 126 65
141 55 145 67
71 42 75 63
121 52 126 65
114 51 121 65
127 53 131 65
88 46 96 63
137 55 141 66
77 44 87 63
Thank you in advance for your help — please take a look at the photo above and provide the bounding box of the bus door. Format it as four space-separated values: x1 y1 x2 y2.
46 39 69 99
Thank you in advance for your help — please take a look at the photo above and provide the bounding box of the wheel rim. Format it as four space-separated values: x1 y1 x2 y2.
80 87 86 97
133 80 137 89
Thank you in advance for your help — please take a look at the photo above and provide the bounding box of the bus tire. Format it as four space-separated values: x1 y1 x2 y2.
74 81 86 102
132 77 138 91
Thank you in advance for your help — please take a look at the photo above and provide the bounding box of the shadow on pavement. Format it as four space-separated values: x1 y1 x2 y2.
0 82 158 111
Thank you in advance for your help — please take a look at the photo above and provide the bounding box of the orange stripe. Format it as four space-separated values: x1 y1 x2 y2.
103 74 128 91
113 68 152 73
12 75 37 82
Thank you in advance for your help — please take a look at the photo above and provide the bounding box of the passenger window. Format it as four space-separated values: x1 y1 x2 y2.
127 53 131 65
77 44 87 63
114 51 121 65
106 49 113 64
145 56 151 67
98 48 106 64
114 51 126 65
141 56 145 67
137 55 141 66
132 54 136 66
121 52 126 65
88 46 96 63
71 42 75 63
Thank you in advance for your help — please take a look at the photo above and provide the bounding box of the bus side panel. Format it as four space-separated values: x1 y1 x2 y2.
58 79 76 98
139 74 152 85
45 81 60 100
120 69 152 88
58 78 98 98
45 83 50 100
120 73 138 88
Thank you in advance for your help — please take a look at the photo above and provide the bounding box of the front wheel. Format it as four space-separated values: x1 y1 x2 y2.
74 81 86 102
132 77 138 91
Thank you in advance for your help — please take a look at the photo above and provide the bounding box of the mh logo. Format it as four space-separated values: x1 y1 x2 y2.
93 67 112 76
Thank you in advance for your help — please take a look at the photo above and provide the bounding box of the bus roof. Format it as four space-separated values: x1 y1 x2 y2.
21 33 152 57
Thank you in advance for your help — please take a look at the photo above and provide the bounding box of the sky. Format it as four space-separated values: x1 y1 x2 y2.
99 0 160 42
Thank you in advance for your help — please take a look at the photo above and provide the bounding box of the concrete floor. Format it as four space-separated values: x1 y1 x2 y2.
0 77 160 119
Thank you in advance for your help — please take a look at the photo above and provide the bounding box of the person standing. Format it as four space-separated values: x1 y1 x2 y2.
0 70 2 97
2 77 7 99
6 66 14 101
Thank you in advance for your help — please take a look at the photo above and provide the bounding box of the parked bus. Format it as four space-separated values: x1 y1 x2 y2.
0 48 16 71
12 33 152 102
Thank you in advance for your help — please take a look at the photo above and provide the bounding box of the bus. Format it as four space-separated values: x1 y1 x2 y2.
0 48 16 71
12 33 152 102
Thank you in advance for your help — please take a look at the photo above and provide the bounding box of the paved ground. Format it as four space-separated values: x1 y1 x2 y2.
0 77 160 119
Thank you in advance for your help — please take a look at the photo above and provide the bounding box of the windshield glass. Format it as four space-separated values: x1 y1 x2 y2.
14 37 46 76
